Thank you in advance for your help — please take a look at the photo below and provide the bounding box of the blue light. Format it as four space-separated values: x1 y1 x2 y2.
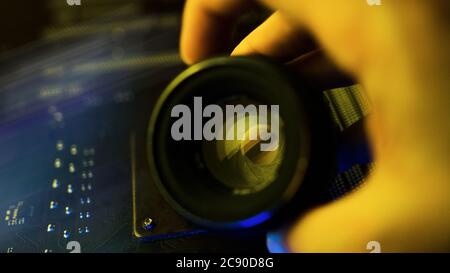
235 211 272 228
266 231 290 253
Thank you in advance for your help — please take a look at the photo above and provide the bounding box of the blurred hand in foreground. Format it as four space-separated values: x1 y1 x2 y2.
180 0 450 252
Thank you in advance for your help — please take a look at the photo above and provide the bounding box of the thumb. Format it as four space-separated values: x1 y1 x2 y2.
285 164 450 252
286 175 384 252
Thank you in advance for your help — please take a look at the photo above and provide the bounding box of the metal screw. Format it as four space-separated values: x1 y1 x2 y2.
142 218 155 230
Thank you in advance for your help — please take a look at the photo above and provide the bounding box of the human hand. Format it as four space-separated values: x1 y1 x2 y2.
180 0 450 252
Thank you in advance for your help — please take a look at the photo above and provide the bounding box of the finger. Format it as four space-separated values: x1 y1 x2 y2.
287 49 354 90
261 0 372 75
231 11 317 62
180 0 254 64
286 167 450 252
287 174 384 252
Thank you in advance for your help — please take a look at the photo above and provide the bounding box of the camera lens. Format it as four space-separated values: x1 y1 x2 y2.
147 57 335 229
201 97 285 195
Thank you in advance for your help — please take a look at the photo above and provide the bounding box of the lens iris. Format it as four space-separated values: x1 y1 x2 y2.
202 98 285 195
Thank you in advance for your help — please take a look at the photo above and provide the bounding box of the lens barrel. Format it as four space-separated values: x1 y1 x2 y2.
147 56 337 229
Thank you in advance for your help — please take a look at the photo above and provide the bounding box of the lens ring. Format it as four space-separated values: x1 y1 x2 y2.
147 56 313 229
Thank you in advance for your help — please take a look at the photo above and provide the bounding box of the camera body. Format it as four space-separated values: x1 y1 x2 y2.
132 56 373 242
